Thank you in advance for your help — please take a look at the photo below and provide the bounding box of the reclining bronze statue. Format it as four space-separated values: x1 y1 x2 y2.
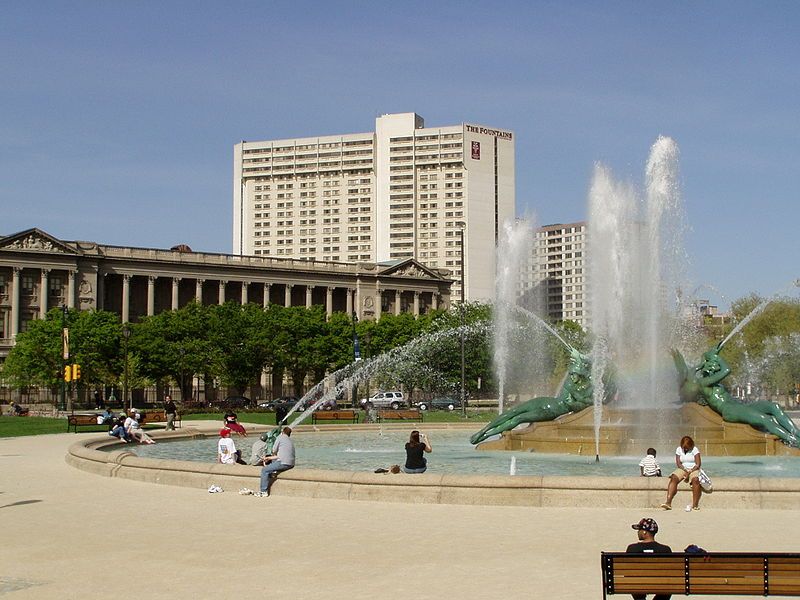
470 348 608 445
672 345 800 447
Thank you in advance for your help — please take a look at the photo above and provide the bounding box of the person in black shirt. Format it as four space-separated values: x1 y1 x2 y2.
164 395 177 431
403 430 432 473
626 518 672 600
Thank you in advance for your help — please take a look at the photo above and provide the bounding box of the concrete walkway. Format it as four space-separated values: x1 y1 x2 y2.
2 432 799 600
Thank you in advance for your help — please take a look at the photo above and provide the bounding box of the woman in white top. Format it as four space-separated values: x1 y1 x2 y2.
661 435 701 510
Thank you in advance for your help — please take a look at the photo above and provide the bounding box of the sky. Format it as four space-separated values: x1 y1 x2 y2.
1 2 798 310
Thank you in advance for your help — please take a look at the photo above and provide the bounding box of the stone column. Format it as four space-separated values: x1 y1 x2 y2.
413 291 420 317
122 275 131 323
326 286 334 317
172 277 180 310
218 280 226 305
305 285 313 308
432 293 439 311
346 288 353 316
284 284 292 307
375 287 382 321
263 283 271 308
147 276 156 316
39 268 50 318
195 279 203 303
395 290 402 315
241 282 248 305
10 267 21 337
67 270 76 309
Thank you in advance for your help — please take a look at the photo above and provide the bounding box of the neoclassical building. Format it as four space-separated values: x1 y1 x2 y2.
0 228 453 364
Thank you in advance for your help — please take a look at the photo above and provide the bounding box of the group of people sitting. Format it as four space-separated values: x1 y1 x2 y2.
108 408 156 444
215 414 295 497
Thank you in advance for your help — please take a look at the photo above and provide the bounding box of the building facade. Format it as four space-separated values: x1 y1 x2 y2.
0 228 453 364
233 112 515 302
524 222 587 326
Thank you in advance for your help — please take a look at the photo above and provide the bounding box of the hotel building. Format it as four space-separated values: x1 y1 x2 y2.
525 222 588 326
233 112 515 302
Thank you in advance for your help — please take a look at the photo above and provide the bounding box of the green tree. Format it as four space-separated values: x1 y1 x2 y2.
2 308 120 391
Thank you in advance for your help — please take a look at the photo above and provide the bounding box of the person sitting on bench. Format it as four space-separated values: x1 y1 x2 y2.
12 402 29 416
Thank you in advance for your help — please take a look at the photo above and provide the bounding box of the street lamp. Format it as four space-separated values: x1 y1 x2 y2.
458 223 466 418
122 324 131 411
352 311 361 408
60 305 69 412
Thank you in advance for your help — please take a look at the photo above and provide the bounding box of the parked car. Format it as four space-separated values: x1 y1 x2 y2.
415 396 462 411
210 395 251 409
261 396 301 411
360 391 405 410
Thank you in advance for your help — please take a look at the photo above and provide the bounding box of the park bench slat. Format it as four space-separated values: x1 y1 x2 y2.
602 552 800 598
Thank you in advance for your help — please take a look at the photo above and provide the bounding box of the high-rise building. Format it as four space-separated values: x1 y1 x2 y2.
233 112 515 301
523 222 587 326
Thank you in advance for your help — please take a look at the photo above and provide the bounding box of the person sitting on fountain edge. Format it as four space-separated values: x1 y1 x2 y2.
404 430 432 474
639 448 662 477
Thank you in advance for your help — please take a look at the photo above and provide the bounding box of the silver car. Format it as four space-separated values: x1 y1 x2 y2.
360 391 405 410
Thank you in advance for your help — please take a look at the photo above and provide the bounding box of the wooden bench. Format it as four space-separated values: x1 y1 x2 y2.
311 410 359 424
601 552 800 599
377 409 423 422
67 414 112 433
139 409 181 428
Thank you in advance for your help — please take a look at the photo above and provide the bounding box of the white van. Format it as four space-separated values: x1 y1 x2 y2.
360 391 405 410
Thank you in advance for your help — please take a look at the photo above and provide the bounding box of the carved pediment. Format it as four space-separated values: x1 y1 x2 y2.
379 259 442 280
0 228 75 254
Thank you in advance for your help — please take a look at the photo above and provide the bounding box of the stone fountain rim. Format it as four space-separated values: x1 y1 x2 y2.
64 423 800 509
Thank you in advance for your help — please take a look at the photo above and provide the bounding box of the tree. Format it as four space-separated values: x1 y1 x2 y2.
2 307 120 391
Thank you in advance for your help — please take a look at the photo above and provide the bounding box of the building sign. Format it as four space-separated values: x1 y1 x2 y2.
465 124 513 140
471 141 481 160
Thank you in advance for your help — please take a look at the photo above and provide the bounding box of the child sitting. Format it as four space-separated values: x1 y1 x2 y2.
639 447 662 477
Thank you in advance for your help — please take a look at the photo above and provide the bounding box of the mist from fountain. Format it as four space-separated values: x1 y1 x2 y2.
285 321 492 429
587 136 695 446
493 219 534 413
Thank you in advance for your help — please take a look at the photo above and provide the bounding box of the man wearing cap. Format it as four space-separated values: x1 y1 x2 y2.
256 427 295 497
249 431 270 466
626 518 672 600
217 428 237 464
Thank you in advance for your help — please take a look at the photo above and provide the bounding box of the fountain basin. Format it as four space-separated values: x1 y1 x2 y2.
65 423 800 509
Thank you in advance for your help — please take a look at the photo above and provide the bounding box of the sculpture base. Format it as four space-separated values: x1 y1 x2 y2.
476 404 800 457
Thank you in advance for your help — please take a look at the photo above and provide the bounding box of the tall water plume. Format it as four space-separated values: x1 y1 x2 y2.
588 136 690 422
493 218 536 413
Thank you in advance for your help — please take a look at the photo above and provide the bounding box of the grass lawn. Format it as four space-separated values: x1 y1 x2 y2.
0 409 496 438
0 415 71 437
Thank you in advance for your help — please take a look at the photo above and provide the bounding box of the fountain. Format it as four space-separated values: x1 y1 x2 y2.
474 137 800 458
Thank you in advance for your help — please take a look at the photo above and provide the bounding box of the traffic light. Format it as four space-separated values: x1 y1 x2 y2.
64 366 72 383
72 364 81 380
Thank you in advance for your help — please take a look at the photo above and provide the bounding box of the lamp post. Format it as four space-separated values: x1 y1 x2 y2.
459 223 466 418
60 305 69 412
122 324 131 411
352 311 361 408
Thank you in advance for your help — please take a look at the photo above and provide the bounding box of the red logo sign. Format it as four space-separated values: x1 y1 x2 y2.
471 141 481 159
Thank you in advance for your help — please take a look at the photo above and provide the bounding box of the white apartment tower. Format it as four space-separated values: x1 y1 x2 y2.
524 222 587 326
233 112 515 301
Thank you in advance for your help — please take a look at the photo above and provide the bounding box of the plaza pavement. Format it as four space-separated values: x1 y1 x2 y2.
2 428 799 600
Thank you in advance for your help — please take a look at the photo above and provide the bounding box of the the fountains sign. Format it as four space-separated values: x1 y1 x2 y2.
465 124 513 140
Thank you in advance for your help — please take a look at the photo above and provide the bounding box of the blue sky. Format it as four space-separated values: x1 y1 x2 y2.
2 2 797 309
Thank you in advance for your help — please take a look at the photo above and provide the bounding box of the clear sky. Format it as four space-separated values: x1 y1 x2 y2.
2 2 797 309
